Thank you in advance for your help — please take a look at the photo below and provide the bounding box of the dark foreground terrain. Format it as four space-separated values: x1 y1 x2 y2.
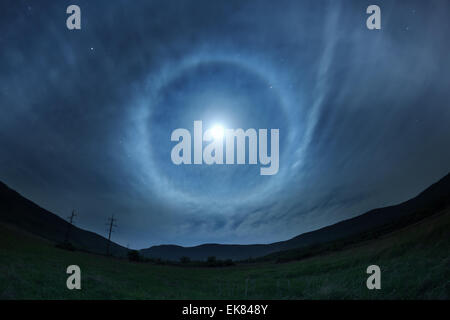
1 206 448 299
2 173 450 261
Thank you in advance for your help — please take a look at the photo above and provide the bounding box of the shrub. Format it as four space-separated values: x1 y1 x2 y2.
207 256 217 267
127 250 141 262
224 259 234 266
55 241 76 251
180 256 191 264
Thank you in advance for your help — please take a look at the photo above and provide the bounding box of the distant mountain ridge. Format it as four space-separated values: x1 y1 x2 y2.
1 173 449 261
141 173 450 260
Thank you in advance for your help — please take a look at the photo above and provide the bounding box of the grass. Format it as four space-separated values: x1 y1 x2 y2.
0 209 449 299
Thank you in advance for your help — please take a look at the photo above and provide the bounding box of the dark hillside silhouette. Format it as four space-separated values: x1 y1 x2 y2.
0 182 127 257
141 173 450 260
1 173 449 261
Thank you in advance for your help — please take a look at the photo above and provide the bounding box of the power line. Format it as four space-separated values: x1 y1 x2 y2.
64 210 77 243
106 215 118 256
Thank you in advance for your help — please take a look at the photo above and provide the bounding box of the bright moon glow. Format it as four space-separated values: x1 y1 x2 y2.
210 125 224 140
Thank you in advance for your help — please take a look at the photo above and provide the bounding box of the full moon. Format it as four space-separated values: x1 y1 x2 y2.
210 124 224 140
137 58 294 204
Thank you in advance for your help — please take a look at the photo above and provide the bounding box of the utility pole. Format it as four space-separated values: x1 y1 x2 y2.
106 215 117 256
65 210 76 243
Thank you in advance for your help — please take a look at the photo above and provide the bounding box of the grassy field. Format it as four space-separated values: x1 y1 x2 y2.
0 209 449 300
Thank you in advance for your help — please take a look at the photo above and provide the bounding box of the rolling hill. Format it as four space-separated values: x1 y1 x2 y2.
0 182 128 257
1 173 449 261
141 173 450 260
1 198 449 299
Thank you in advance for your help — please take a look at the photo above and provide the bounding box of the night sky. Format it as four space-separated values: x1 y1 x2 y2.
1 0 450 249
